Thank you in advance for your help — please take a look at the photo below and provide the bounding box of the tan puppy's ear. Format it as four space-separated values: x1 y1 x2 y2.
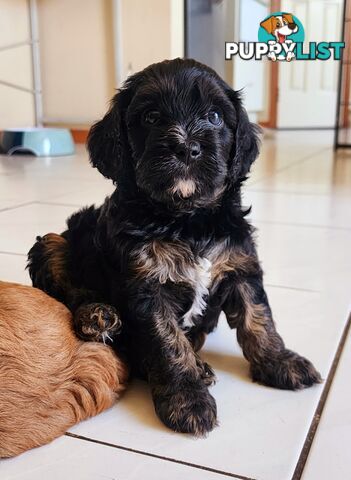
260 16 275 34
283 13 294 24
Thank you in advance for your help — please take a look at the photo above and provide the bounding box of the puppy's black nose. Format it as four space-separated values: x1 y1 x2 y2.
174 143 186 158
288 22 296 29
189 141 201 159
173 141 201 161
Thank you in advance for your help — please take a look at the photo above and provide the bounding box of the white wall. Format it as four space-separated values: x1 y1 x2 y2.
119 0 183 82
38 0 183 125
38 0 115 126
0 0 184 129
232 0 268 116
0 0 35 129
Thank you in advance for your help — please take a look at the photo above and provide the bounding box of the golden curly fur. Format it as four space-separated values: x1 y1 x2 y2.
0 281 128 458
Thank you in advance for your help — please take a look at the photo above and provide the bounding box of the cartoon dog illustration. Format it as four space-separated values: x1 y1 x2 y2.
260 13 299 61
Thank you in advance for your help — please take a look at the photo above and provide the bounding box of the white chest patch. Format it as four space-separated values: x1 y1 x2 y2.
172 179 196 198
182 257 212 329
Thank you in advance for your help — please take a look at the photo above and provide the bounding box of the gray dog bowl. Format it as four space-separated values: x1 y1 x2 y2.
0 127 75 157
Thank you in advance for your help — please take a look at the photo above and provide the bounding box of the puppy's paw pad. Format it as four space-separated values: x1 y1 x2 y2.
251 350 322 390
75 303 122 343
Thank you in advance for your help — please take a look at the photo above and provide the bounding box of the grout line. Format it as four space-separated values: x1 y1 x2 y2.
65 432 257 480
0 201 36 213
251 219 351 232
265 283 320 294
35 200 86 208
245 187 349 197
292 313 351 480
250 146 331 187
273 147 332 173
0 251 26 257
273 127 335 131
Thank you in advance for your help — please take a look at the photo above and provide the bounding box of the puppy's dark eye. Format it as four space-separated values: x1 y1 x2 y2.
144 110 160 125
208 110 222 126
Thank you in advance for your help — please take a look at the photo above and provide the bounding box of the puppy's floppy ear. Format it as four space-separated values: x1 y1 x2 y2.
226 89 261 182
87 88 132 183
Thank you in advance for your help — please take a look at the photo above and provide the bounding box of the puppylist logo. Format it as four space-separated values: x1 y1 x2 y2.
226 12 344 62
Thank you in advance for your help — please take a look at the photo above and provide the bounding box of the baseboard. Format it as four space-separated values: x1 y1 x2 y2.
71 129 89 143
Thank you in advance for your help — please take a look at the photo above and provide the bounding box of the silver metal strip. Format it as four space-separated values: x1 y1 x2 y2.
112 0 124 88
28 0 43 126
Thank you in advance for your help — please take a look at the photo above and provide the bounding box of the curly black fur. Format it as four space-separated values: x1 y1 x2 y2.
28 58 321 436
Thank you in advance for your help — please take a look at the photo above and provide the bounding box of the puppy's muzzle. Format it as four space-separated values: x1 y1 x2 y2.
173 140 201 162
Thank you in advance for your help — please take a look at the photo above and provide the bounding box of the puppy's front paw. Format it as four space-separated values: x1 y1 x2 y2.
74 303 122 343
153 381 217 436
251 349 322 390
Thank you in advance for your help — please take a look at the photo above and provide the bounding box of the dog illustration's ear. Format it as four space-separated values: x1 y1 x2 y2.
226 89 261 183
282 13 294 24
260 16 275 34
87 87 133 184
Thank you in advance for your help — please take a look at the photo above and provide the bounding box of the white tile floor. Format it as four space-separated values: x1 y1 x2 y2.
0 130 350 480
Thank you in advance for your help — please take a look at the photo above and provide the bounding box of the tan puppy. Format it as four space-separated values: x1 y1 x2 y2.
0 281 128 458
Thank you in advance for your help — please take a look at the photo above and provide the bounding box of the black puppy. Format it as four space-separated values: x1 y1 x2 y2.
28 58 321 436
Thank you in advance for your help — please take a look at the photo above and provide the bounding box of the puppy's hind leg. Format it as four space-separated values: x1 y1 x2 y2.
28 234 123 344
28 233 72 301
